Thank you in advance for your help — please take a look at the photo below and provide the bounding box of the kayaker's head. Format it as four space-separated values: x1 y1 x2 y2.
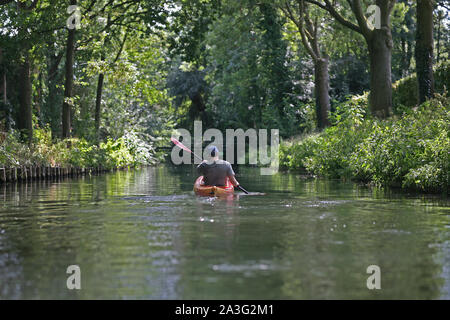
208 145 219 161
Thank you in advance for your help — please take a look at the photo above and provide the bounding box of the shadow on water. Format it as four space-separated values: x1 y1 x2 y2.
0 165 448 299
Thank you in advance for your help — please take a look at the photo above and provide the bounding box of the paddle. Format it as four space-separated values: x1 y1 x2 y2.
236 185 249 194
170 137 250 194
171 137 203 162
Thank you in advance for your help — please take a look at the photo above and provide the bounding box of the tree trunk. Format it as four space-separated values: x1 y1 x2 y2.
35 72 42 114
314 57 330 129
436 11 441 64
94 72 104 139
190 91 207 123
46 45 63 137
0 48 5 104
18 56 33 144
62 0 77 138
400 37 412 78
415 0 435 103
367 29 393 118
405 37 413 75
400 37 407 77
2 73 5 104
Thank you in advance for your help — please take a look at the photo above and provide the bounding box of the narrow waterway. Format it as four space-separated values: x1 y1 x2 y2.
0 166 448 299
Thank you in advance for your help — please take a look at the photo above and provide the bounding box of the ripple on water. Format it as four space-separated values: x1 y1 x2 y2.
303 200 351 208
121 195 191 203
211 261 284 277
373 229 412 235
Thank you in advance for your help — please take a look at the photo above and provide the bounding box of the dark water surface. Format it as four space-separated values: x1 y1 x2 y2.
0 166 448 299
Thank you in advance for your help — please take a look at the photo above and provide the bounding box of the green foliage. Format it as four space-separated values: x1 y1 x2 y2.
390 0 416 81
351 96 449 192
279 134 320 171
204 1 299 136
280 95 449 193
0 128 157 170
1 0 449 195
392 60 450 113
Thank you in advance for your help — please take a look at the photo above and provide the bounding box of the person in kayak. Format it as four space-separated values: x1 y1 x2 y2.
197 146 240 187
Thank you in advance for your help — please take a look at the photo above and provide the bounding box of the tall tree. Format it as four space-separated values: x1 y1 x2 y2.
415 0 435 103
280 0 331 129
94 31 127 140
88 0 165 140
62 0 77 138
165 0 222 125
391 0 415 80
204 1 297 134
0 0 41 143
17 52 33 144
434 1 449 65
258 2 295 129
306 0 396 118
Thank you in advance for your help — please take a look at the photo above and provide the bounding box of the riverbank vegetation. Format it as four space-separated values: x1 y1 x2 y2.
0 128 159 170
280 94 449 193
0 0 449 192
280 62 449 193
0 0 176 172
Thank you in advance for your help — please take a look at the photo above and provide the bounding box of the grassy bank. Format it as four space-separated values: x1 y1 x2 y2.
280 94 449 193
0 129 160 178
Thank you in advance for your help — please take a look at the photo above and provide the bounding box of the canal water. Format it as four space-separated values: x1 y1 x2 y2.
0 166 448 299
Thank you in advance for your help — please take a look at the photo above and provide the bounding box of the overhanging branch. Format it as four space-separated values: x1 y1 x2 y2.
305 0 362 34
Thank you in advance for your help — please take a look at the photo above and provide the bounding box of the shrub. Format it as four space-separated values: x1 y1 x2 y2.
279 134 320 172
0 128 158 170
392 60 449 113
302 94 372 178
280 95 449 193
350 96 449 190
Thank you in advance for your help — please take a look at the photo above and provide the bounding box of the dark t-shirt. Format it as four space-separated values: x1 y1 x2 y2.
197 160 235 186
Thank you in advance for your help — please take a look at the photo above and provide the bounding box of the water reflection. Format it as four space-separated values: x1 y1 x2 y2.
0 166 448 299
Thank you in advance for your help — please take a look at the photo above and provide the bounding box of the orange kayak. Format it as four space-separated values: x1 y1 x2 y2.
193 176 234 197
